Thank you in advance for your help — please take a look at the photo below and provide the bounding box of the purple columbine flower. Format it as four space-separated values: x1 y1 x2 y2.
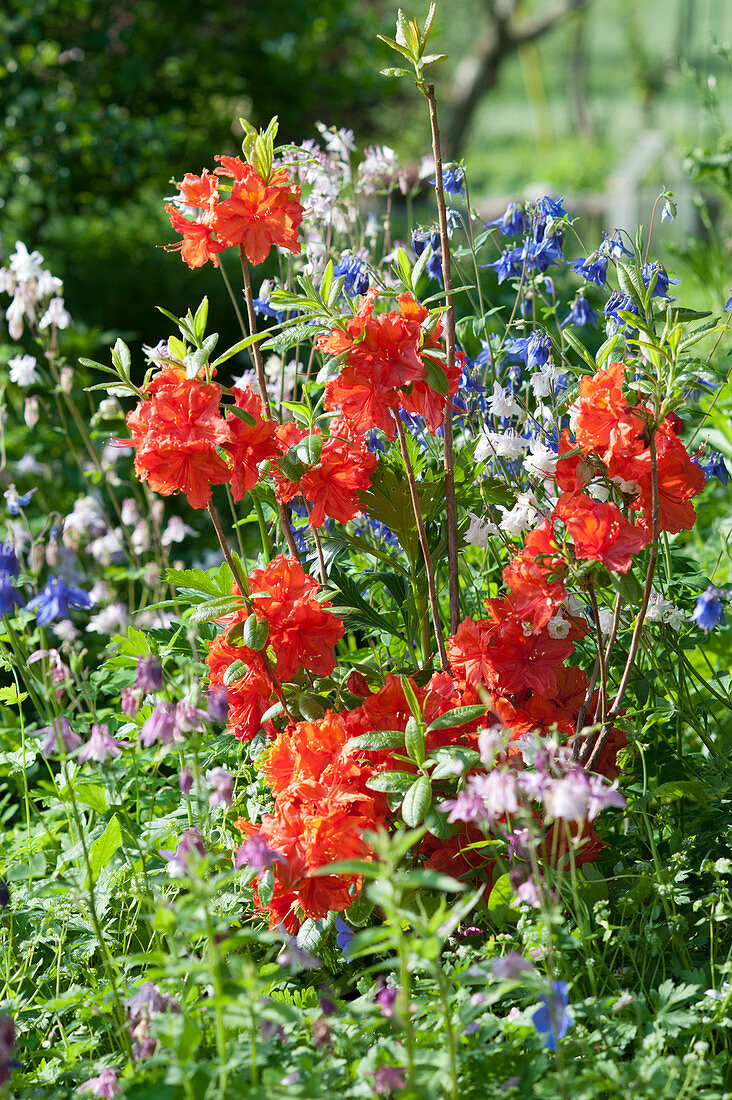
206 685 229 725
179 766 194 794
277 935 320 972
135 655 163 694
571 252 608 286
491 952 533 980
78 724 123 764
486 201 526 237
335 915 354 955
234 834 284 871
4 485 36 515
690 586 727 633
372 1066 406 1095
375 982 398 1019
160 827 205 879
125 982 180 1060
333 250 370 297
121 686 142 717
699 452 729 486
563 293 597 328
0 1016 17 1086
587 775 626 821
34 716 82 758
205 766 233 808
140 701 177 748
439 784 489 825
77 1067 120 1097
26 575 92 625
533 980 572 1050
510 866 541 909
542 772 591 823
174 700 206 738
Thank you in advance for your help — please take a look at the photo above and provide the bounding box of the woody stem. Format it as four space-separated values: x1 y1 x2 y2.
582 432 660 770
396 416 449 671
206 500 291 717
238 247 302 563
424 83 460 633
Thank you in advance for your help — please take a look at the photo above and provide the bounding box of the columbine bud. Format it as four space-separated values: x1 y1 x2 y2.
60 367 73 394
24 396 39 428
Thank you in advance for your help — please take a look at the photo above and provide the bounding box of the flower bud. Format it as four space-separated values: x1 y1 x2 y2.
24 396 39 428
60 367 73 393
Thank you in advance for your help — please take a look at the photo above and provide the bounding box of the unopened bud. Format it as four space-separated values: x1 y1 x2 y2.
60 367 73 393
24 396 39 428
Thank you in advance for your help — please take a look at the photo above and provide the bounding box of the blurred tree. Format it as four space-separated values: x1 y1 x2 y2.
0 0 397 343
442 0 590 160
1 0 394 235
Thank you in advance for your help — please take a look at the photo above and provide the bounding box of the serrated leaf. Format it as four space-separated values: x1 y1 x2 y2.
402 775 432 827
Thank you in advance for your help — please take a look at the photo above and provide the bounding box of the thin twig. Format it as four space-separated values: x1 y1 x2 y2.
424 83 460 633
395 416 449 670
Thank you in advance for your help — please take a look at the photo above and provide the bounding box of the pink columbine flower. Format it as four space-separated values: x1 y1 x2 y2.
78 724 123 764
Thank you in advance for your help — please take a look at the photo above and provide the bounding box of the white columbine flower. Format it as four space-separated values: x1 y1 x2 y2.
523 438 558 482
475 428 527 463
465 512 498 547
9 241 45 282
8 354 41 386
498 492 539 537
486 381 522 419
547 612 571 639
38 296 70 330
529 363 559 398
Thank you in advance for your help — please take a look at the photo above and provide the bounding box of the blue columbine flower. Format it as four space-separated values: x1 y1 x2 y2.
0 540 19 578
724 293 732 312
563 293 598 328
604 291 640 330
571 252 608 286
333 251 370 297
699 452 729 486
438 165 465 198
0 574 24 617
523 233 564 273
488 246 524 283
690 586 726 633
641 262 678 299
601 230 633 259
334 915 354 956
25 576 93 626
537 196 568 219
533 980 572 1050
4 485 36 516
486 201 526 237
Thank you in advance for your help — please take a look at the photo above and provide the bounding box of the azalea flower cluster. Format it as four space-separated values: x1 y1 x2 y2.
165 155 304 269
123 362 379 523
206 555 345 746
317 289 461 438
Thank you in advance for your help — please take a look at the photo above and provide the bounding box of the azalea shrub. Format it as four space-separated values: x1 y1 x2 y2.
2 6 732 1099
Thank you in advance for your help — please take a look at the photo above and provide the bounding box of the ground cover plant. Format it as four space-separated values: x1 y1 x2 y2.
2 6 732 1097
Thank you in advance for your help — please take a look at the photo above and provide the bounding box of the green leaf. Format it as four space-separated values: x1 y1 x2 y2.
243 613 269 650
400 676 421 719
426 705 488 733
366 770 417 794
112 338 131 377
562 328 595 369
348 729 406 752
193 296 209 341
404 717 426 765
402 775 432 827
211 331 266 369
75 783 109 814
396 247 414 292
167 567 223 599
223 660 248 686
399 868 464 892
429 746 481 781
297 912 335 956
0 685 28 706
486 871 519 927
186 597 244 624
88 814 122 881
294 434 323 466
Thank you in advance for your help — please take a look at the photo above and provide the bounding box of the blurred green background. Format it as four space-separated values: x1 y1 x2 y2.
1 0 730 349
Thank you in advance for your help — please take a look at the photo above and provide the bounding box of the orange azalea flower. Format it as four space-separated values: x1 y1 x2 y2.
629 425 707 534
299 422 377 528
164 169 225 269
318 291 454 439
574 361 645 462
223 385 279 502
126 367 231 509
502 520 567 634
213 159 303 267
553 492 649 572
248 556 345 680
